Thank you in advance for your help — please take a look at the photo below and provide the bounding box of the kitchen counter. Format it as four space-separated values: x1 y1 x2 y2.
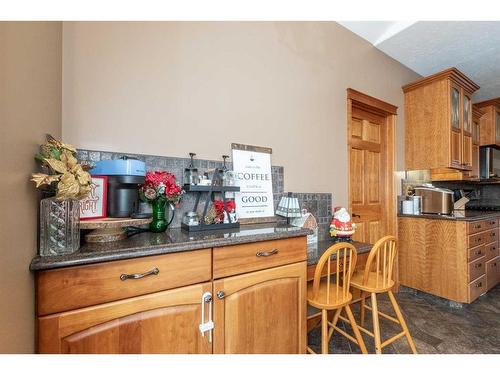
398 210 500 222
30 223 312 271
307 239 372 266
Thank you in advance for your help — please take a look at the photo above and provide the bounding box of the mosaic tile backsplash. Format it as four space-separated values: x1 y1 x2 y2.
77 149 333 239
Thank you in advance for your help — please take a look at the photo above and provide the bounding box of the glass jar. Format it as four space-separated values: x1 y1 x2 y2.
39 197 80 256
223 170 237 186
182 211 200 226
184 167 198 186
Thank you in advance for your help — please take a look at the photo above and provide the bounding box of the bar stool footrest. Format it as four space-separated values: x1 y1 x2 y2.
364 305 400 325
381 331 406 348
339 313 375 338
328 323 359 345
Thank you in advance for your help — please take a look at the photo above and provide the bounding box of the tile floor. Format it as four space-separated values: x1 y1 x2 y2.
307 285 500 354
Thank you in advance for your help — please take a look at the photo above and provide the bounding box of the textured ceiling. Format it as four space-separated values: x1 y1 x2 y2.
340 21 500 101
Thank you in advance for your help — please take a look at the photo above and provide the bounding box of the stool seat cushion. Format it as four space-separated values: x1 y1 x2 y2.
350 270 395 293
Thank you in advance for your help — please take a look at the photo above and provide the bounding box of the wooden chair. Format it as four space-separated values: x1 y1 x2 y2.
342 236 417 354
306 243 367 354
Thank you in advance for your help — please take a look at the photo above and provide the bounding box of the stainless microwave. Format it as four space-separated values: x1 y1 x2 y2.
480 147 500 180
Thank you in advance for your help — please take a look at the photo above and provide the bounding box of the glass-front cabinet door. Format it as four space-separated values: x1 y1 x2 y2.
451 85 461 130
472 120 480 145
496 111 500 144
463 94 472 134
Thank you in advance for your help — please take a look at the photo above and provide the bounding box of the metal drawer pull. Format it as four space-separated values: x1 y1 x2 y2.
256 249 279 257
475 282 482 288
475 263 482 268
120 267 159 281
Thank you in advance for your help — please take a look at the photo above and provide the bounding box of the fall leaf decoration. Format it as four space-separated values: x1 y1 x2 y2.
31 134 92 200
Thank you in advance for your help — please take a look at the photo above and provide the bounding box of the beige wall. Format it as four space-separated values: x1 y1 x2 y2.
0 22 62 353
62 22 419 206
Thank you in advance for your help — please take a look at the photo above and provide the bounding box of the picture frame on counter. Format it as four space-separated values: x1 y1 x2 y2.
79 175 108 220
231 143 275 224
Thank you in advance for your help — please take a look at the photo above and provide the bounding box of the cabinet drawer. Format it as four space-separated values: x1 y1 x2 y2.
468 256 486 282
468 274 487 303
468 232 487 248
484 228 499 244
213 237 307 279
468 244 485 262
468 218 498 235
486 256 500 290
485 242 500 261
37 249 212 316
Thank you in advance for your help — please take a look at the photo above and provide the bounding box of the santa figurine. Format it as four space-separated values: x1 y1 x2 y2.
329 207 356 242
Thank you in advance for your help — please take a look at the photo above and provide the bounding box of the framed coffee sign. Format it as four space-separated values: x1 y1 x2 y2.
80 176 108 220
231 143 274 222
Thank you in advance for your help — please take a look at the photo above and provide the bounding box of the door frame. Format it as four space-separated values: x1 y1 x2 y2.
346 88 398 238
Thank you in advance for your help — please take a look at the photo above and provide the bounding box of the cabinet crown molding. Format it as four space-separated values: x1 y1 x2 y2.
402 67 480 94
474 97 500 109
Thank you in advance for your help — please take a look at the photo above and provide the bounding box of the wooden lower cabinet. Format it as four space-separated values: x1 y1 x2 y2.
486 256 500 290
35 237 308 354
38 282 213 354
213 262 307 354
398 216 499 303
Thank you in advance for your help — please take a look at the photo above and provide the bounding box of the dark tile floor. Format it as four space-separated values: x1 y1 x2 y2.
307 285 500 354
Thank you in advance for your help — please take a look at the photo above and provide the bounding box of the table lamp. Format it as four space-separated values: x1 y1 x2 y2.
276 192 302 224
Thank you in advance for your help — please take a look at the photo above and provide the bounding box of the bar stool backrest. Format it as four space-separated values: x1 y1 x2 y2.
362 235 397 289
311 242 358 304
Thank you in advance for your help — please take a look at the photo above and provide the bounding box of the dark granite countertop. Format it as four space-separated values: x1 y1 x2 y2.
30 223 312 271
307 239 372 266
398 210 500 222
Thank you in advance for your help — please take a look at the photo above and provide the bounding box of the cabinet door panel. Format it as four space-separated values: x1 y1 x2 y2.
496 111 500 144
38 282 212 354
450 130 462 168
462 134 472 169
451 86 461 130
471 144 480 180
463 94 472 134
213 262 306 354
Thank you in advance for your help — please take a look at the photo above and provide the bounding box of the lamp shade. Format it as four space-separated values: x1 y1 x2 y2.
276 192 302 218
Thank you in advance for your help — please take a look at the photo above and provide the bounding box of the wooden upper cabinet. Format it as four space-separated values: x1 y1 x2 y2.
403 68 479 171
474 97 500 147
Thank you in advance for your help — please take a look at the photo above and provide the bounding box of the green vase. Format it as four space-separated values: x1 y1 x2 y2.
149 199 168 233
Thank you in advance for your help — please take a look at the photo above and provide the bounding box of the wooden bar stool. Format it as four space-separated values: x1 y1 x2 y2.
306 243 367 354
340 236 417 354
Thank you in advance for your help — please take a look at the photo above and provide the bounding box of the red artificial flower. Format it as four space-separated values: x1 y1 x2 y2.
140 170 183 205
226 200 236 213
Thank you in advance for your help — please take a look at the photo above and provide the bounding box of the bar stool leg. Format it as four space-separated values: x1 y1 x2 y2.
388 291 418 354
360 294 366 327
345 304 368 354
371 292 382 354
321 309 329 354
328 307 342 340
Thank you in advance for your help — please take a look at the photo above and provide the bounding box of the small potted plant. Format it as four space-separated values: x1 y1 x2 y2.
31 135 92 255
139 171 184 232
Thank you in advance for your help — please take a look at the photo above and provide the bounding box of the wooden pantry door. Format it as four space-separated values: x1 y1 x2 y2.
347 89 397 244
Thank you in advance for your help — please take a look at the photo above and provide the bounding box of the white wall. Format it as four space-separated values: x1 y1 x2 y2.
62 21 419 206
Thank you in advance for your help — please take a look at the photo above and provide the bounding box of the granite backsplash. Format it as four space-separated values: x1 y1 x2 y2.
77 149 333 240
